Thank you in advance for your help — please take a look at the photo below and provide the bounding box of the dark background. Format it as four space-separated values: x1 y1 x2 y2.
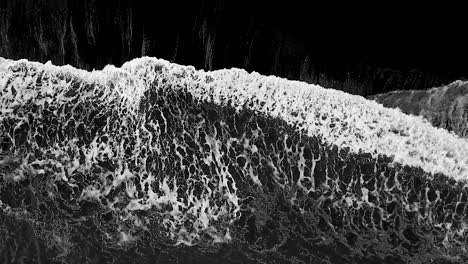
0 0 467 96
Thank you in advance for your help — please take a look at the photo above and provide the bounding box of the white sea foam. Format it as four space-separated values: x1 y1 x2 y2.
1 57 467 181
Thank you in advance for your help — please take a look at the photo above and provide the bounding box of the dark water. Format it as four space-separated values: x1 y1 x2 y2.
0 58 467 264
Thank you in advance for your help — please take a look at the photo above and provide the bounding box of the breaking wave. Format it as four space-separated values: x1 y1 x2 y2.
1 57 468 263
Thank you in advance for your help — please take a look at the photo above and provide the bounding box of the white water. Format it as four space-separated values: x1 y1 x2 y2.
1 57 467 181
1 57 468 247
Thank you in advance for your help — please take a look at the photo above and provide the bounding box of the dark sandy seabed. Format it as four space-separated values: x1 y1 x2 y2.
0 57 467 264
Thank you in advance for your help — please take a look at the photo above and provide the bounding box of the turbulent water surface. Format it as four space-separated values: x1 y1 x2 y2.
370 81 468 139
1 57 468 264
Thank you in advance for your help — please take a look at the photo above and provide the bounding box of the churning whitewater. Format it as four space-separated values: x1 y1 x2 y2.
2 57 467 179
1 57 468 263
